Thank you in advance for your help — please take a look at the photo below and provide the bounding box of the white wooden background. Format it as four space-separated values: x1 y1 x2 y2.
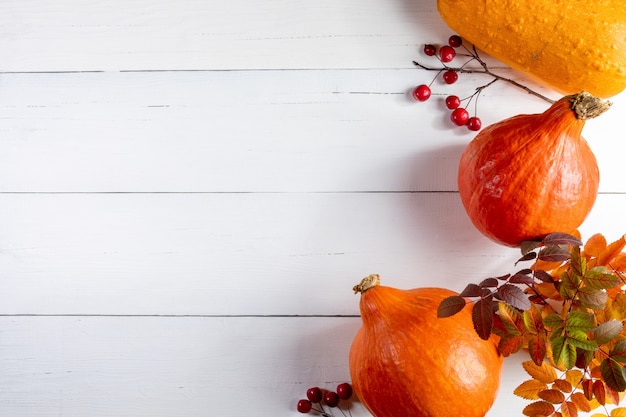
1 1 625 416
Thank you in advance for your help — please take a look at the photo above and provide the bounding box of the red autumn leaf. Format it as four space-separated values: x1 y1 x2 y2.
471 296 494 340
437 295 466 318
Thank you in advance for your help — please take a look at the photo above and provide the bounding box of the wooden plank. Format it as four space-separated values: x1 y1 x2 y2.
2 192 625 316
0 0 449 72
3 69 621 193
0 315 528 416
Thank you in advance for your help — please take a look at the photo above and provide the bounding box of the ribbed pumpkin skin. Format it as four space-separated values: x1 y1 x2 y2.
437 0 626 98
349 286 502 417
457 96 599 247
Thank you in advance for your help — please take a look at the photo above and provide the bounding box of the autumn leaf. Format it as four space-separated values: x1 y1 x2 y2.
522 400 555 416
560 401 578 417
498 283 531 310
584 233 607 257
596 234 626 267
498 334 524 356
543 232 583 247
584 266 621 290
553 378 573 393
523 360 558 384
514 379 548 399
600 358 626 392
524 303 545 335
610 340 626 363
593 380 606 406
539 245 572 262
570 392 592 413
498 302 523 335
459 283 482 297
538 388 565 403
611 408 626 417
564 370 583 388
528 336 547 365
471 296 494 340
593 320 623 344
437 295 466 318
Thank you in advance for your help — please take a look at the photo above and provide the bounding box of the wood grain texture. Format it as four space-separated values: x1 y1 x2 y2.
1 0 625 416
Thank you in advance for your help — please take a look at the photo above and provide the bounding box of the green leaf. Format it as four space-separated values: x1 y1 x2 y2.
472 296 494 341
600 358 626 392
584 266 620 290
437 295 467 318
497 283 531 310
569 245 586 278
594 320 623 344
543 313 564 330
567 331 598 351
552 335 577 369
565 311 595 332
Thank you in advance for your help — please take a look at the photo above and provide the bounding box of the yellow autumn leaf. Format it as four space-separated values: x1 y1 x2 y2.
514 379 548 400
607 293 626 321
522 360 558 383
565 370 584 388
611 408 626 417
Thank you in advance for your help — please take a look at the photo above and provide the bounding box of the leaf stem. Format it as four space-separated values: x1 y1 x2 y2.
412 45 555 104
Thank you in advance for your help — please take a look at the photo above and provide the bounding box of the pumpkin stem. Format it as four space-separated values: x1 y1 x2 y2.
353 274 381 294
570 91 612 120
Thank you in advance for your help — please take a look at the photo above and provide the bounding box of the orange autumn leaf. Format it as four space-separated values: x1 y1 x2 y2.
595 234 626 267
538 389 565 404
554 378 573 393
523 400 555 416
584 233 607 257
515 379 548 400
523 360 558 384
560 401 578 417
570 392 592 412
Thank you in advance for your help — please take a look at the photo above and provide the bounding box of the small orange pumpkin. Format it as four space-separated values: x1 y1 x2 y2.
349 274 502 417
458 92 610 247
437 0 626 97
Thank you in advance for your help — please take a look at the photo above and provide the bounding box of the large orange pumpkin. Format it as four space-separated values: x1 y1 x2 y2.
437 0 626 98
458 92 610 247
349 274 503 417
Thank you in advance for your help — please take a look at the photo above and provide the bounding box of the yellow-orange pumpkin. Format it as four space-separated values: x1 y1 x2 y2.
349 274 502 417
437 0 626 98
458 92 610 247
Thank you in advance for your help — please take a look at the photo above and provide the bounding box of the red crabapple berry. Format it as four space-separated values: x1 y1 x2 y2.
467 116 482 131
324 391 340 407
445 95 461 110
412 84 431 102
438 45 456 62
423 44 436 56
297 399 312 413
450 108 470 126
448 35 463 48
336 383 353 400
306 387 323 403
442 70 458 84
